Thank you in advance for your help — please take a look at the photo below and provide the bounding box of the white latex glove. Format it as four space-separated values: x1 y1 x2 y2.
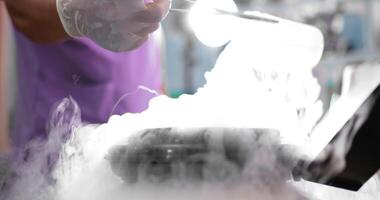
57 0 171 51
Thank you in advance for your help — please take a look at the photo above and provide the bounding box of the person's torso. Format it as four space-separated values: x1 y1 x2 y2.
12 31 162 148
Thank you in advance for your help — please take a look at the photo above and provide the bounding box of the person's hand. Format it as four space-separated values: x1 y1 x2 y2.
56 0 171 52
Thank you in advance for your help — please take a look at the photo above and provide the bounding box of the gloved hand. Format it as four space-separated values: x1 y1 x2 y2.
56 0 171 51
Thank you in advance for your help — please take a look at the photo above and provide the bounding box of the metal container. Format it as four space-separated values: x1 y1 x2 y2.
106 128 297 184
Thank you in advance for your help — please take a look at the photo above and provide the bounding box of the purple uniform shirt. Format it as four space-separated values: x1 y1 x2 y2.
12 31 162 149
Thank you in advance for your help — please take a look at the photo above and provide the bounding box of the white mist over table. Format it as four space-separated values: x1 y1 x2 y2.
53 5 326 200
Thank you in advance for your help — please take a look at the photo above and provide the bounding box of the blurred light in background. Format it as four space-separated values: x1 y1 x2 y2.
188 0 238 47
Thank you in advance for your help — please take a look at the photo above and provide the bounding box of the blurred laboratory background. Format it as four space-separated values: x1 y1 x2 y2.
162 0 380 109
1 0 380 145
